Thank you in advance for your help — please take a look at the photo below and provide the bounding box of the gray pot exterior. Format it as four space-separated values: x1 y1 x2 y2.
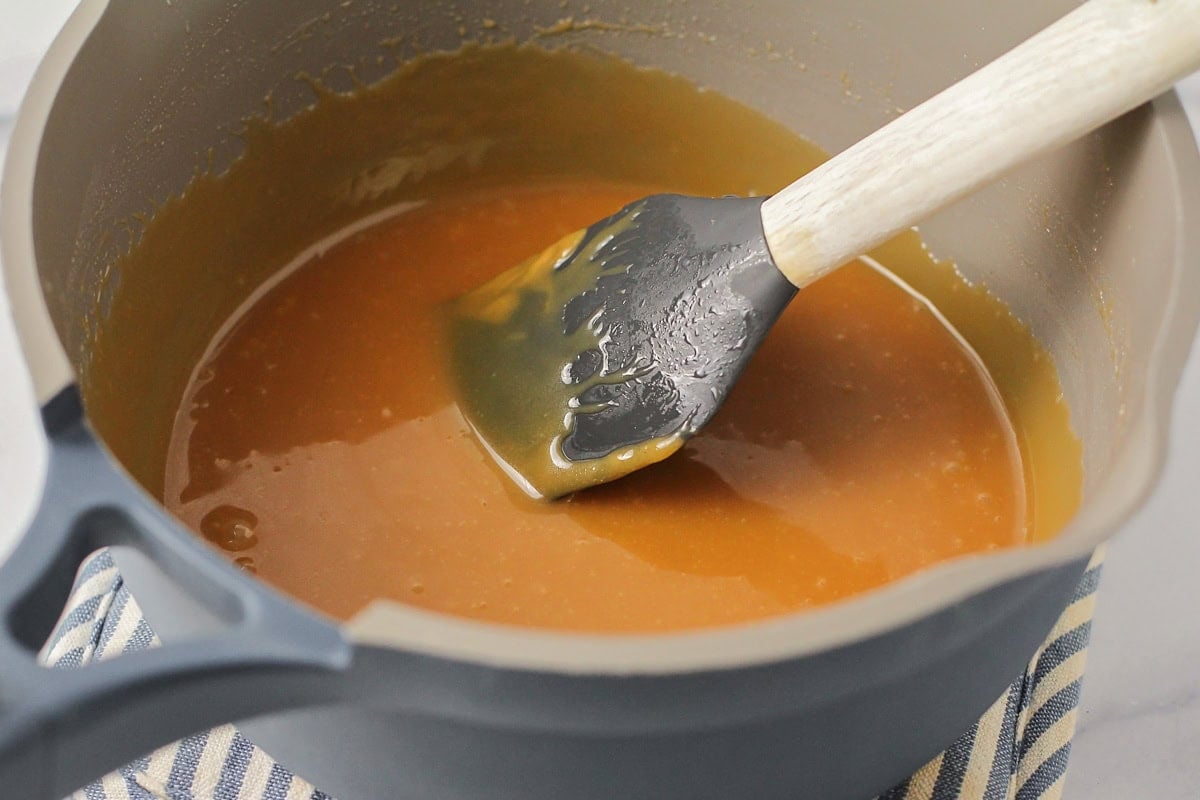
4 0 1200 797
228 561 1084 800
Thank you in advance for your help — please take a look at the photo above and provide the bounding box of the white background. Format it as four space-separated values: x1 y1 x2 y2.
1 1 1198 797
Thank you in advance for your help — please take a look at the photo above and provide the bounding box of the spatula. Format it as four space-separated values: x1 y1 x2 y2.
447 0 1200 500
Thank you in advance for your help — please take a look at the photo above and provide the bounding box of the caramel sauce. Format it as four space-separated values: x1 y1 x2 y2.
165 176 1046 631
88 45 1081 632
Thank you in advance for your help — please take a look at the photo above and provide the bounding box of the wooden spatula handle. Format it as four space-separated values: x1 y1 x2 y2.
761 0 1200 288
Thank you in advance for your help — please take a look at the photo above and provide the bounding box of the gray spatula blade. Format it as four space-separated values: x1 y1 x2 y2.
447 194 795 498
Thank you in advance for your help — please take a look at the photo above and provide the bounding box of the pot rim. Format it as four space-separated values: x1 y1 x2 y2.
5 0 1200 675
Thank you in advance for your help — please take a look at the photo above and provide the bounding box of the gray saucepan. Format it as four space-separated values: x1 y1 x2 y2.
2 1 1200 798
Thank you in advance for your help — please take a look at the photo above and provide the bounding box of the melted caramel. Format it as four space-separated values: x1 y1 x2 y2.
90 45 1081 632
165 176 1038 631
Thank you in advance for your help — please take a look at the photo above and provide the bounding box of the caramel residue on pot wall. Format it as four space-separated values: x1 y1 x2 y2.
534 17 669 38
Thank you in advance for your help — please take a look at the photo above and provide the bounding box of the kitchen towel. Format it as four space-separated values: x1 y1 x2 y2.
43 547 1104 800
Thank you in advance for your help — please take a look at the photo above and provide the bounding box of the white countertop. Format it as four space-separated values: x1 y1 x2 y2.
1 3 1198 797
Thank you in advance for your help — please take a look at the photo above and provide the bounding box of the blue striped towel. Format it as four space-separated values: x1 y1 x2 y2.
42 547 1104 800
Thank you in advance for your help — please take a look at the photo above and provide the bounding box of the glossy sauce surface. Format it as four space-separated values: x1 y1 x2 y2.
165 177 1030 631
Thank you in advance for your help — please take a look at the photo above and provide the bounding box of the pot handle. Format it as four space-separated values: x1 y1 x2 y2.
0 387 351 799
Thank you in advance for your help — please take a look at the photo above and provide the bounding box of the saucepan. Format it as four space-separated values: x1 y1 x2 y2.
2 0 1199 798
